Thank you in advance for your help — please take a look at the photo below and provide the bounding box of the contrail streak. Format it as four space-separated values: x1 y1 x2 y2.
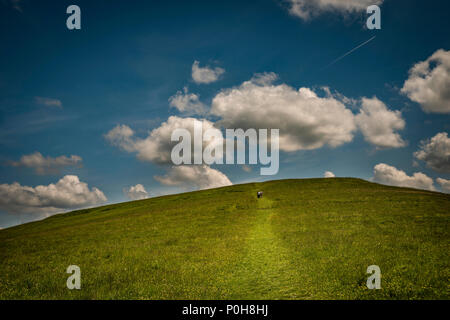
322 36 376 70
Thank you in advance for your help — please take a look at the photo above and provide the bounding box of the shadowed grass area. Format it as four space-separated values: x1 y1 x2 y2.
0 178 448 299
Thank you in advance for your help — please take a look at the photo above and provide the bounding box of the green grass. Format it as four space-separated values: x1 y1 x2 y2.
0 178 449 299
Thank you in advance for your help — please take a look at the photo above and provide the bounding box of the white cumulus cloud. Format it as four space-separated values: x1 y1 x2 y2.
154 165 232 190
355 97 406 148
414 132 450 173
210 73 357 152
0 175 107 215
10 152 82 175
324 171 335 178
105 116 222 165
401 49 450 114
169 87 206 115
106 118 232 191
192 60 225 84
436 178 450 193
287 0 383 20
124 184 149 200
372 163 435 191
104 124 136 152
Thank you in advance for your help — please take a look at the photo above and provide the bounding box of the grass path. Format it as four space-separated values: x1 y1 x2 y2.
227 196 307 299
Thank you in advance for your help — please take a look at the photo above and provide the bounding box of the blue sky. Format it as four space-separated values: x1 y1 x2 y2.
1 0 449 228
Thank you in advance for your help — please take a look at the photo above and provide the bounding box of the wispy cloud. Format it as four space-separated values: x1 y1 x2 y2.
8 152 83 175
6 0 22 12
288 0 383 21
34 96 63 108
1 0 23 12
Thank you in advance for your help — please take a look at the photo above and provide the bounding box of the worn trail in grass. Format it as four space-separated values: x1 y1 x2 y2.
226 196 307 299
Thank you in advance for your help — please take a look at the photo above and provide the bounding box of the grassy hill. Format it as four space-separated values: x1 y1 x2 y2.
0 178 449 300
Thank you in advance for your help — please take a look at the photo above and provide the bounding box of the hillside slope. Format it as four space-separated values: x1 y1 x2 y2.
0 178 449 299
